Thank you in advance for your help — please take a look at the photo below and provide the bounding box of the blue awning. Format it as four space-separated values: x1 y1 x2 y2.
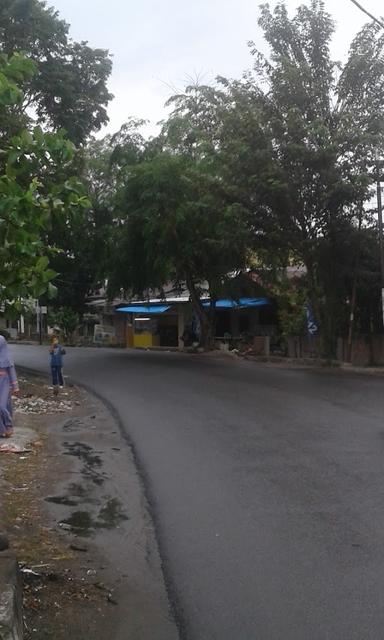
117 305 171 314
203 297 269 309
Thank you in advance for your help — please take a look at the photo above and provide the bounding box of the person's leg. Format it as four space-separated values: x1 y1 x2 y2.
0 380 11 437
51 366 59 387
58 368 64 387
5 396 13 437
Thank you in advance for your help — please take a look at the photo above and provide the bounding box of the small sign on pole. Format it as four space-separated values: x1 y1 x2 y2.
305 302 318 336
381 289 384 327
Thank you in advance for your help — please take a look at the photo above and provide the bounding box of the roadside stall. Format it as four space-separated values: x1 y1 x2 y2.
116 304 179 348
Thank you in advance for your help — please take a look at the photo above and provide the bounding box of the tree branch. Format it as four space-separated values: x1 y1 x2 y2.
348 0 384 28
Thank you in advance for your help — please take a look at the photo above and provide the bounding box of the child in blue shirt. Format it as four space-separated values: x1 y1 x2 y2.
49 337 65 394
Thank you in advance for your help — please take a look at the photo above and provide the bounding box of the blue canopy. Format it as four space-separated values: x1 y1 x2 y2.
117 305 171 314
202 297 269 309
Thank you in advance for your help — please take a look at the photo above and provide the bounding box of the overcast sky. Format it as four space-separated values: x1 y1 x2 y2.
49 0 377 136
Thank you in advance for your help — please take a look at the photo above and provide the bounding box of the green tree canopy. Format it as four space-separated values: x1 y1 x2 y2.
0 0 114 315
0 53 89 314
108 122 250 345
219 0 384 353
87 1 384 354
0 0 113 145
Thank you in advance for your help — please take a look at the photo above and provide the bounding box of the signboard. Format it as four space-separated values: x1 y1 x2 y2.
93 324 116 344
305 302 318 336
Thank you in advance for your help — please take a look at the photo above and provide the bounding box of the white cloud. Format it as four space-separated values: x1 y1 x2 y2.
49 0 372 135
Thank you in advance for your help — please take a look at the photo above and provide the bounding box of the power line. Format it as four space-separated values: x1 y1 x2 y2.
348 0 384 28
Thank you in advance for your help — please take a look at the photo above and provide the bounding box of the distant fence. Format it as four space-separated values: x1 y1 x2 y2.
287 334 384 366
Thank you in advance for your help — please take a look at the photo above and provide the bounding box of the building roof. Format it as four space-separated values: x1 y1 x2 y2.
116 297 269 314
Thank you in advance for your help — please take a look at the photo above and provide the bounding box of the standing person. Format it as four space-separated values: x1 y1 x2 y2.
0 335 19 438
49 336 65 395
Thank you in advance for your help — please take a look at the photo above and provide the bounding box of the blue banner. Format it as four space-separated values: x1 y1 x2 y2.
305 302 318 336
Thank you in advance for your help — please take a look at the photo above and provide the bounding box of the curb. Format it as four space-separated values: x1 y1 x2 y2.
0 551 23 640
239 354 384 375
14 366 182 640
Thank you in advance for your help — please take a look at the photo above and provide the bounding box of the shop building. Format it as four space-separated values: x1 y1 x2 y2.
115 296 275 350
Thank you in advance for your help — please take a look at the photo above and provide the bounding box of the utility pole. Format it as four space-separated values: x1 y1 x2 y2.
376 155 384 327
36 300 43 345
348 0 384 28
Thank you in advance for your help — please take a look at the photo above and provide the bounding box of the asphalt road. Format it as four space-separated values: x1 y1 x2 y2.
12 346 384 639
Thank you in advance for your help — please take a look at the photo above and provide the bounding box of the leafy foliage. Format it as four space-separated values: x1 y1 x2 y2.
223 1 384 354
0 0 113 145
0 0 114 315
0 53 88 313
88 1 384 354
48 306 79 340
108 112 250 345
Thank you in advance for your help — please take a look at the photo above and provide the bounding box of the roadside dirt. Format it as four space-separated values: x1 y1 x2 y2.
0 370 179 640
0 376 120 639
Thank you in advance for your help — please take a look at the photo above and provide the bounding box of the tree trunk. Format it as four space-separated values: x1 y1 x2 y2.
305 254 338 359
347 204 363 363
185 274 214 349
304 258 322 356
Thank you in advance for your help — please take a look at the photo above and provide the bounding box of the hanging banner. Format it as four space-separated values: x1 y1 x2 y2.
305 302 318 336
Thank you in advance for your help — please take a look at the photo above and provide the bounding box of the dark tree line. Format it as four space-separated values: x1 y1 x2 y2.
91 1 384 353
2 0 384 355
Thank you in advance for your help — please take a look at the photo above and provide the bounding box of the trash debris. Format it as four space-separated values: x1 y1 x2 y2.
0 534 10 551
14 395 73 415
107 592 118 605
3 374 114 636
0 442 31 454
20 567 42 583
70 543 88 553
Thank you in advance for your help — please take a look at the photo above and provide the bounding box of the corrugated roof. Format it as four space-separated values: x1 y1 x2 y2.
116 305 171 314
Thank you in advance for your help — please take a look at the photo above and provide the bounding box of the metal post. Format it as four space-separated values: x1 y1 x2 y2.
36 301 43 345
377 157 384 327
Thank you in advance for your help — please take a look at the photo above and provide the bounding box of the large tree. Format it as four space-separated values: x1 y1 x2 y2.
0 53 89 314
90 1 384 354
108 114 250 346
219 1 384 355
0 0 114 314
0 0 113 145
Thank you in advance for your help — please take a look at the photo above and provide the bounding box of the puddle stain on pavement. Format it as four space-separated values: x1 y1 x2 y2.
61 510 94 535
63 442 103 467
66 482 99 502
63 441 106 485
50 441 129 537
59 499 129 537
97 498 129 529
67 482 89 498
62 418 85 432
62 416 98 433
45 495 78 507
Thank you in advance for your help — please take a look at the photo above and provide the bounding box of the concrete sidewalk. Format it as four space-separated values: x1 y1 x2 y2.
0 375 180 640
0 424 39 640
0 552 23 640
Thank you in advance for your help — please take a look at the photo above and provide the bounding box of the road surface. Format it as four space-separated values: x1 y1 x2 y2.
12 346 384 639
